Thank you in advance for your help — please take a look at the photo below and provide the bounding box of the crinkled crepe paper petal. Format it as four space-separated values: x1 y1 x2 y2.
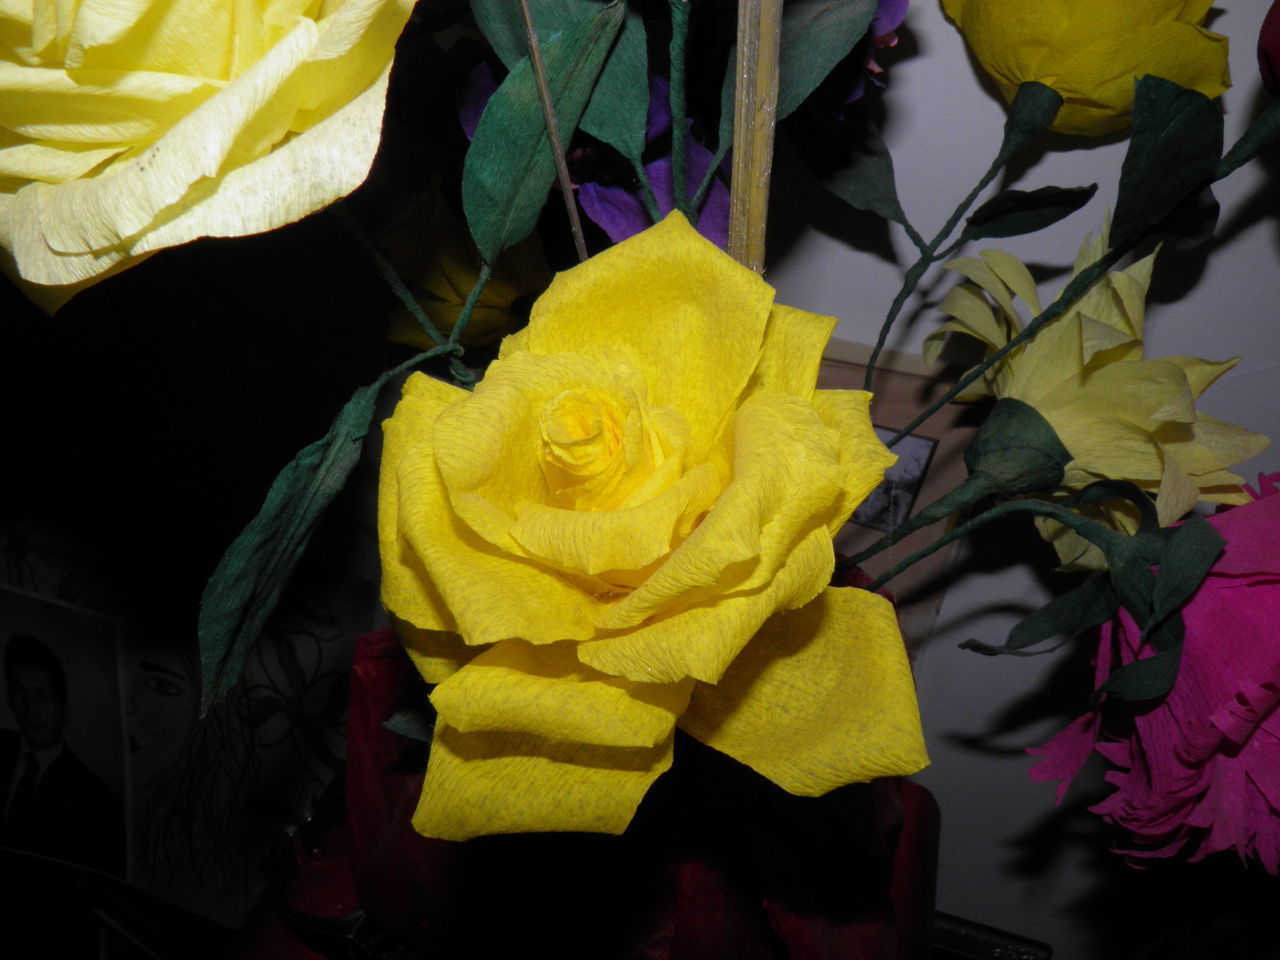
380 373 608 646
679 587 928 795
592 390 888 634
524 212 773 461
0 0 409 304
430 639 693 748
414 723 675 840
747 303 836 398
578 526 837 685
395 618 481 686
1156 412 1270 481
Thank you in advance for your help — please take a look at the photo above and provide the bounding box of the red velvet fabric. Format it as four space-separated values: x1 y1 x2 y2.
344 627 939 960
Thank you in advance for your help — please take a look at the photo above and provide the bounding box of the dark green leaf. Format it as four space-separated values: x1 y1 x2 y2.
1111 76 1223 252
384 706 436 742
960 184 1098 243
777 0 876 118
1099 643 1182 701
1148 515 1223 635
199 353 430 712
719 0 876 156
463 2 624 263
961 575 1117 657
471 0 647 163
821 123 907 225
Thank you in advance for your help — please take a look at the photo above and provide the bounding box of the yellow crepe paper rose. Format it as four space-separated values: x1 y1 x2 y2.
379 212 928 841
925 226 1268 568
941 0 1230 136
0 0 414 311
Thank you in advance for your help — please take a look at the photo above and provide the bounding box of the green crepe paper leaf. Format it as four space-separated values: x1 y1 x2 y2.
470 0 647 163
1062 479 1161 537
963 398 1073 494
718 0 876 155
1099 641 1183 702
384 705 436 742
777 0 876 119
960 184 1098 243
821 123 907 225
1111 76 1223 253
961 575 1118 657
1147 514 1224 640
198 353 429 713
997 82 1064 163
463 2 624 264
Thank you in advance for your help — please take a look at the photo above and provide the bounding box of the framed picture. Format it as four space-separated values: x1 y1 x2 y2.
820 340 976 653
0 584 127 877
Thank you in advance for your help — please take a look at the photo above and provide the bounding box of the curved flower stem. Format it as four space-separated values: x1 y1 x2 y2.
692 138 730 211
862 149 1006 391
445 263 493 387
519 0 588 262
1215 100 1280 180
332 202 453 352
883 248 1124 447
866 498 1117 592
667 0 692 218
632 158 663 222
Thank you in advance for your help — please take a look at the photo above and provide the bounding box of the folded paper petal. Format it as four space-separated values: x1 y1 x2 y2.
680 587 928 795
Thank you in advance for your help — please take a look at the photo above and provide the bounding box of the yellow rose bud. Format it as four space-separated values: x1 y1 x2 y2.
942 0 1230 136
0 0 414 311
379 213 929 840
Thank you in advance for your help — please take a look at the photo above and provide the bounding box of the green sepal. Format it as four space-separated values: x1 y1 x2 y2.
199 351 434 713
997 82 1064 163
463 2 624 264
960 184 1098 243
470 0 647 164
1111 76 1223 253
820 122 908 225
964 398 1073 494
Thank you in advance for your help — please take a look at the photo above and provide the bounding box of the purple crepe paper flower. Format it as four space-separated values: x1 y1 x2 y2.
1029 474 1280 872
849 0 910 102
578 77 730 248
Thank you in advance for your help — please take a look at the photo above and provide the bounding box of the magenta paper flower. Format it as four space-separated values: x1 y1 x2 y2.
1030 474 1280 872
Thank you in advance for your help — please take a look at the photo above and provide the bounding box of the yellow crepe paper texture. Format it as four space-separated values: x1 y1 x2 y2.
379 213 929 841
941 0 1230 136
0 0 414 311
925 225 1269 569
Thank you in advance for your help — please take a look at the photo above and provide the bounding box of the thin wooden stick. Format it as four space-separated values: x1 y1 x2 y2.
728 0 783 272
519 0 589 262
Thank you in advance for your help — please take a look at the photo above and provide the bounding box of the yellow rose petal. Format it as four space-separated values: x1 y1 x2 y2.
430 639 692 748
396 618 482 686
524 212 774 460
680 587 928 795
745 303 836 398
413 722 674 840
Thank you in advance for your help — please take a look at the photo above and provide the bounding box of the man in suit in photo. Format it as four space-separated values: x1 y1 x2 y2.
0 632 124 875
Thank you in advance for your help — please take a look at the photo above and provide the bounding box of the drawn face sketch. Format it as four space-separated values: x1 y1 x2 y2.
127 641 195 792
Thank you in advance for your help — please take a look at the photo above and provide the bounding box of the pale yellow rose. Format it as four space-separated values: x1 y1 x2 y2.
0 0 414 311
925 225 1268 568
941 0 1230 136
378 213 928 841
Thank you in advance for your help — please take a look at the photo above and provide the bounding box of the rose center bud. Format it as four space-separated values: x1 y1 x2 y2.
540 390 628 507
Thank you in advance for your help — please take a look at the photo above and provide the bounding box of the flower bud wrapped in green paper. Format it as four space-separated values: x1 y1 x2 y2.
379 213 928 841
941 0 1230 136
926 226 1268 568
0 0 414 311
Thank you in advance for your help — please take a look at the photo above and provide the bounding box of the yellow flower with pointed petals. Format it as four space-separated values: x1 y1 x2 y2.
379 213 928 841
0 0 414 312
925 226 1269 568
941 0 1230 136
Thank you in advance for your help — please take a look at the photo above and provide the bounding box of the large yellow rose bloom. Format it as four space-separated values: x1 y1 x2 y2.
0 0 414 311
941 0 1230 136
379 213 928 841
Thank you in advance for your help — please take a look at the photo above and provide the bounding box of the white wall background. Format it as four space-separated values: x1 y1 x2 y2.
767 4 1280 957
